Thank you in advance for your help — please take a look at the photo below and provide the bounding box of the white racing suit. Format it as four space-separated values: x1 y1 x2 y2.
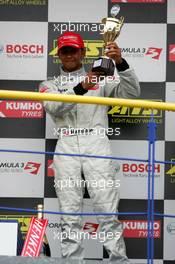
40 63 140 263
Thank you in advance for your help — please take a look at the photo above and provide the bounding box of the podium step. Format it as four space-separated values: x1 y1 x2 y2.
0 256 104 264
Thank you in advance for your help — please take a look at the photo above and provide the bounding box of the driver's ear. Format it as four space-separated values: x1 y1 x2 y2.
57 49 60 58
81 48 86 59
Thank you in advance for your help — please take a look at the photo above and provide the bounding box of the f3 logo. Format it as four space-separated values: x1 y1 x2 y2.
24 162 41 175
83 222 99 234
145 47 162 60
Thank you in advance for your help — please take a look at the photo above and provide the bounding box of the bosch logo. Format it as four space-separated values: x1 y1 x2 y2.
123 163 160 173
6 44 44 54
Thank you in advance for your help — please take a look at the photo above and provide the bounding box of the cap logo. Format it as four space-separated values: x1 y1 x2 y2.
62 36 77 40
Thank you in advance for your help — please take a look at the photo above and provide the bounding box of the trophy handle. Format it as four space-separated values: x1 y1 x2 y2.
102 18 107 24
119 16 124 28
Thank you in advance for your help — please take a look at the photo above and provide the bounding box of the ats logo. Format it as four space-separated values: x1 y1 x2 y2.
49 39 104 64
108 103 162 125
0 161 41 175
169 45 175 62
84 40 104 59
121 220 161 238
166 158 175 183
0 101 43 118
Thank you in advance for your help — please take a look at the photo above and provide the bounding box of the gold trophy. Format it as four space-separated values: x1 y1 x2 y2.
92 5 124 76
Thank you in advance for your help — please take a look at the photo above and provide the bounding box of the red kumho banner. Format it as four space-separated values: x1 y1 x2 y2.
0 100 43 118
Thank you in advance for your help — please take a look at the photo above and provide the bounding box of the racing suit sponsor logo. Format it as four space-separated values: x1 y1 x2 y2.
88 84 99 90
39 86 49 93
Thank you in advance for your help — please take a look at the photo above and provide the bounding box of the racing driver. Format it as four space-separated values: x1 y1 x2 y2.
39 31 140 263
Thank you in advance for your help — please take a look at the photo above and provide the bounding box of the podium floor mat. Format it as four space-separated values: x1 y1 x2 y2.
0 256 105 264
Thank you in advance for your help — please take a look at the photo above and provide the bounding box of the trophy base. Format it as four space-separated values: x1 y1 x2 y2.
92 57 115 76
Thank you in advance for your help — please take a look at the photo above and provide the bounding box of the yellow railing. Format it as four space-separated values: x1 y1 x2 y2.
0 90 175 112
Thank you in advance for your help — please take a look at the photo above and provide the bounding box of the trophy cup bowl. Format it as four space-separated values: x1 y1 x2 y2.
92 16 124 76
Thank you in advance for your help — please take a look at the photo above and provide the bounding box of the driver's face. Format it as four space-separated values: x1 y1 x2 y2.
58 46 85 72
